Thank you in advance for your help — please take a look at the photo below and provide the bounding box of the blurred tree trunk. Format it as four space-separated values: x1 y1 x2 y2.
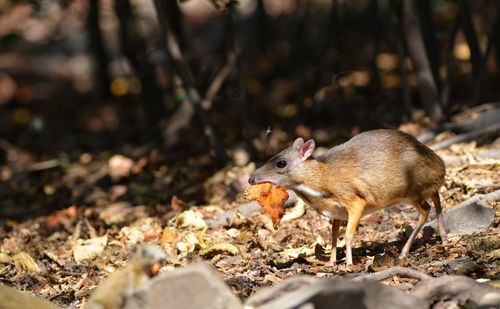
369 0 382 93
153 0 226 162
496 2 500 67
403 0 443 122
390 0 413 115
442 15 460 108
458 0 481 79
417 0 441 93
256 0 270 52
115 0 166 127
87 0 111 98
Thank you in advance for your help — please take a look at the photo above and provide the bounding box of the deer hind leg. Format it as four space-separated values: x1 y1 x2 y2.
345 197 367 265
401 201 430 257
431 191 447 241
330 219 341 264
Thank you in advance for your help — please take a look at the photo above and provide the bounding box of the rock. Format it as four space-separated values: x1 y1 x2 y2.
413 275 500 308
245 275 427 309
0 284 58 309
447 258 482 276
206 202 261 228
426 202 494 235
125 263 242 309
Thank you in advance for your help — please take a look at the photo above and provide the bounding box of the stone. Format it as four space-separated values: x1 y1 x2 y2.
413 275 500 308
124 263 242 309
0 284 58 309
426 202 494 236
245 275 427 309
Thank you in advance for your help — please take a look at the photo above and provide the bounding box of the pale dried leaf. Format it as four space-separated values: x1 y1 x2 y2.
108 154 134 180
12 252 41 272
199 243 239 259
73 235 108 264
174 209 207 229
281 197 305 222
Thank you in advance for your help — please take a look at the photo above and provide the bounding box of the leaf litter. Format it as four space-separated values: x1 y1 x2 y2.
0 140 498 307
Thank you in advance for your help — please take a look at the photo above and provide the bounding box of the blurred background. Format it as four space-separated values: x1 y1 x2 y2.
0 0 499 218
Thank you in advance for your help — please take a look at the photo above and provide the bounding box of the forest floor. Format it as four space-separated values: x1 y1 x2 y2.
0 130 499 308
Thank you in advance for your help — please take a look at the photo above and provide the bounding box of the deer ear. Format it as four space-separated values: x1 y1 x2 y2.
299 139 315 161
293 138 304 149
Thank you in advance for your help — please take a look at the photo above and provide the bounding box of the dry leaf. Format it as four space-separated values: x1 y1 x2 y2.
171 195 190 212
199 243 239 259
11 252 41 273
160 227 177 249
281 198 305 222
243 182 288 227
108 154 134 180
73 234 108 264
173 209 207 229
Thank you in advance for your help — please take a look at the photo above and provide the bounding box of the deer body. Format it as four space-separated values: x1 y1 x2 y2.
249 129 447 265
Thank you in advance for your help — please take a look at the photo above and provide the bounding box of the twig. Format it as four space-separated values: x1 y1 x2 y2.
441 148 500 167
429 122 500 150
28 159 60 171
162 50 238 148
201 50 239 110
351 266 431 282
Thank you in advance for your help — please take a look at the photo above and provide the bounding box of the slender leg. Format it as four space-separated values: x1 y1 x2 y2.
431 191 447 241
330 219 341 264
345 198 366 265
401 201 430 257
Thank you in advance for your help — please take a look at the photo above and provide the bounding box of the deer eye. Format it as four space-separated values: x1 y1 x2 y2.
276 160 287 168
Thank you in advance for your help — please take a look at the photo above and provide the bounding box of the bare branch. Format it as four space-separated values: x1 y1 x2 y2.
430 122 500 150
153 0 227 161
351 266 431 282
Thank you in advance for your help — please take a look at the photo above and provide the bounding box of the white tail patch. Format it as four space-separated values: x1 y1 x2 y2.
295 184 329 197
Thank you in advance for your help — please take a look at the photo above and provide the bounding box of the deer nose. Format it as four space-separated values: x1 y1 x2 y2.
248 175 258 185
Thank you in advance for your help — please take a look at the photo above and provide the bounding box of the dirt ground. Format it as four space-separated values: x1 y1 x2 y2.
0 134 498 308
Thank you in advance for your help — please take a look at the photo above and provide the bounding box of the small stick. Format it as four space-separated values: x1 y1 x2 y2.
351 266 432 282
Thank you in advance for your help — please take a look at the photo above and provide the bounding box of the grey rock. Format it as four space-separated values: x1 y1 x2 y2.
426 202 494 235
413 275 500 308
125 263 242 309
206 202 261 228
245 275 427 309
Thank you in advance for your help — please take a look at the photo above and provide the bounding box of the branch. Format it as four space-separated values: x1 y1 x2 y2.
351 266 431 282
201 50 239 110
153 0 226 162
162 51 238 149
430 122 500 150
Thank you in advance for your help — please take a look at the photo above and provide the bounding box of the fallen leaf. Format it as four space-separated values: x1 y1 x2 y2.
160 227 177 249
282 197 305 222
171 195 190 212
11 252 41 273
173 209 207 229
244 183 288 227
108 154 134 180
73 234 108 264
176 233 199 255
199 243 239 259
